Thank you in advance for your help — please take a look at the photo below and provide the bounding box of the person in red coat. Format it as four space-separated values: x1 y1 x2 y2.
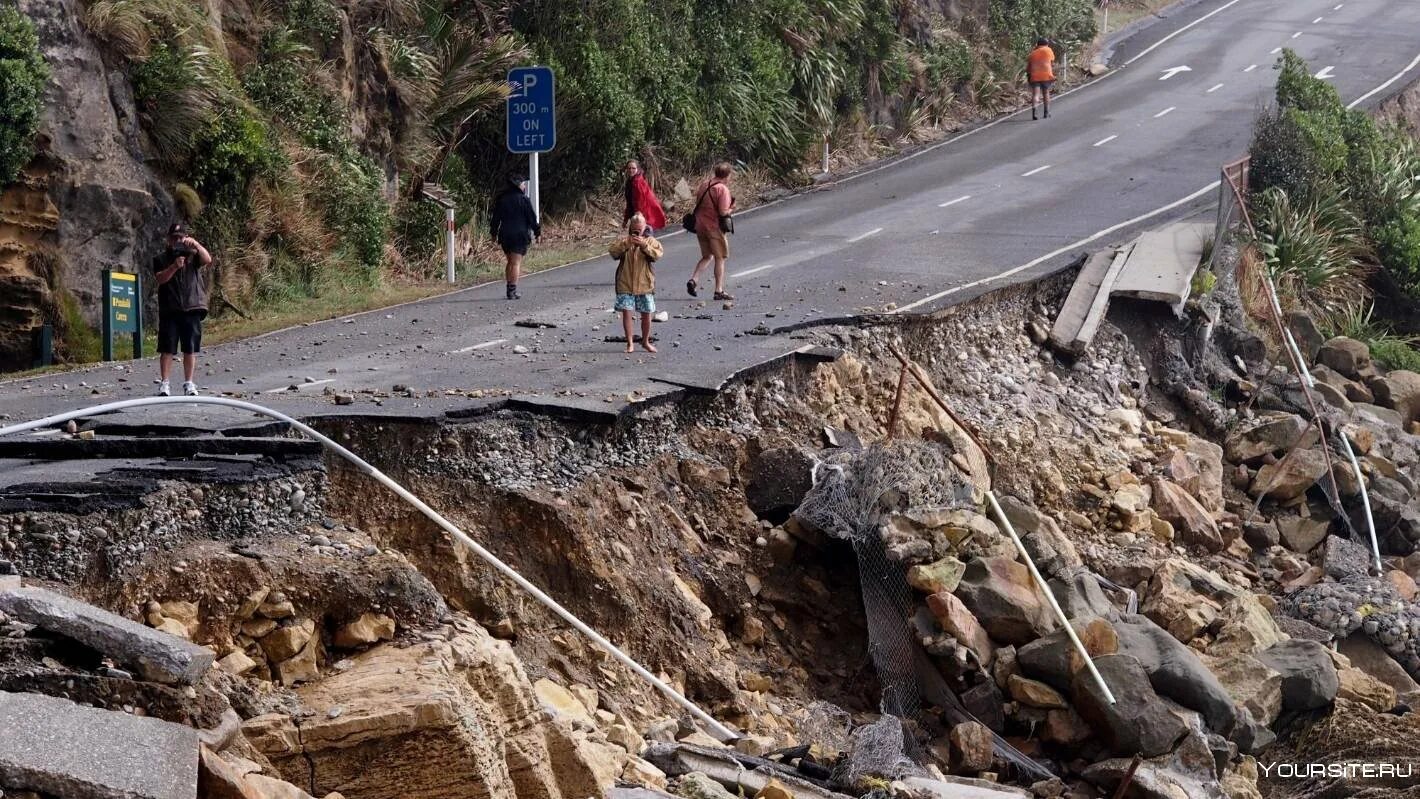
623 160 667 233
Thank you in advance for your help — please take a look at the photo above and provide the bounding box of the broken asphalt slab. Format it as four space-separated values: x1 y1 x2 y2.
0 690 198 799
0 587 214 685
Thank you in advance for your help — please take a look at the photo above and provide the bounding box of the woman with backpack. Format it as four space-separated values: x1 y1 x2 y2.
489 175 541 300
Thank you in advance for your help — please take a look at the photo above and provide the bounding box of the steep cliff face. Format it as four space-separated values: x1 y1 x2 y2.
0 0 171 370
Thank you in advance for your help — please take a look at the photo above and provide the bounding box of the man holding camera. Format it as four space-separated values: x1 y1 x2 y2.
151 222 213 396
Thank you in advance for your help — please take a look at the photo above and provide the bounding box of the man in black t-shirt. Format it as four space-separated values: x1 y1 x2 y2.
151 222 213 396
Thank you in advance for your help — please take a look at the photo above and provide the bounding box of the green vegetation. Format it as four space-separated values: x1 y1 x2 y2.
1324 302 1420 372
1248 49 1420 351
0 5 49 187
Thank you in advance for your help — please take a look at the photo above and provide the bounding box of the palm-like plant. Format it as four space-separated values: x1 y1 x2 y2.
1250 186 1372 326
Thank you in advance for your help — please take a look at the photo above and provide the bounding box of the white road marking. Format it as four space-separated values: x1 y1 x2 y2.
452 338 507 353
1247 63 1260 71
938 195 972 208
894 181 1222 314
265 378 334 394
1313 16 1324 23
1348 52 1420 109
1124 0 1245 65
1270 47 1282 54
731 263 778 278
1159 65 1193 80
1291 31 1302 39
1207 83 1225 93
847 227 883 243
1154 106 1176 118
1315 66 1336 80
1093 135 1118 147
1334 2 1344 8
1021 165 1052 177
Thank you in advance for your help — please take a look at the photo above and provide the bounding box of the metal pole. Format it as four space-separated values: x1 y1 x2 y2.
0 397 740 742
529 151 541 222
444 206 456 284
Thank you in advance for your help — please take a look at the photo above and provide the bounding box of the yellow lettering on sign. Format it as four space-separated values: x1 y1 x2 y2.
116 313 128 322
113 298 131 309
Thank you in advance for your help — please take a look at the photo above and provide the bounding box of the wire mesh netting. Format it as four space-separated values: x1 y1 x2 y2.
794 441 1054 783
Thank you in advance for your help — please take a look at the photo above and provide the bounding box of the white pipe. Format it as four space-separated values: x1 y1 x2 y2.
986 491 1116 705
1266 275 1382 575
0 396 739 741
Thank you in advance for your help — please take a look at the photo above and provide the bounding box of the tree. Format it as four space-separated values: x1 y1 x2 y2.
0 5 50 186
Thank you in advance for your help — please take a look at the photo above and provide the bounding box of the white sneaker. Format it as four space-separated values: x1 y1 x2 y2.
182 381 199 396
157 380 170 396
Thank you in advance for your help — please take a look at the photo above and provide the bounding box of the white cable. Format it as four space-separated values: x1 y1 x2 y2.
1265 275 1382 575
0 396 739 741
985 491 1117 705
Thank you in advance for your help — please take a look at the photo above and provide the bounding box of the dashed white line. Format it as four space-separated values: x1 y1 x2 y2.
1207 83 1225 93
1154 106 1176 118
1021 165 1052 177
1291 31 1302 39
265 378 334 394
1124 0 1245 65
1312 16 1324 23
938 195 972 208
1246 63 1260 71
895 182 1223 314
452 338 507 353
1093 135 1118 147
731 263 778 278
1334 2 1344 8
847 227 883 243
1270 47 1282 54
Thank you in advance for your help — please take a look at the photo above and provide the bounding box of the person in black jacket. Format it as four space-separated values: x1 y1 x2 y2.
489 176 541 300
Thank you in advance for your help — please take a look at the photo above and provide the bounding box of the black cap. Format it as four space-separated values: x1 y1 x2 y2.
168 222 187 237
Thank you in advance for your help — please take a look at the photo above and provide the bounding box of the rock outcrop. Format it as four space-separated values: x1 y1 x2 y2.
244 625 623 799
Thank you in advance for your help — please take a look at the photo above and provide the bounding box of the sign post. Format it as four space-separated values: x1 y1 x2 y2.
101 269 142 362
506 66 556 221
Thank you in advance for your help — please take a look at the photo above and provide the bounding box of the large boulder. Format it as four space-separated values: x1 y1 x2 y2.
1016 617 1119 692
1071 654 1189 757
1255 639 1339 712
1151 479 1222 551
1208 595 1287 657
1111 614 1245 740
1201 653 1284 727
744 447 816 520
995 495 1083 577
1338 633 1420 706
1142 559 1236 644
1275 514 1330 554
1251 448 1329 501
954 557 1057 645
244 624 622 799
926 591 996 666
1371 370 1420 423
1317 337 1372 379
1223 414 1309 464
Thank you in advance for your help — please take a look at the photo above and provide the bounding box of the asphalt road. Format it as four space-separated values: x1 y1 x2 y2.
4 0 1420 430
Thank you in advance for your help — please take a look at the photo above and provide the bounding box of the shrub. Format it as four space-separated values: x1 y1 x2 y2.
1250 186 1371 326
190 107 282 206
0 6 49 186
1374 214 1420 295
316 152 390 272
130 40 220 167
242 45 349 156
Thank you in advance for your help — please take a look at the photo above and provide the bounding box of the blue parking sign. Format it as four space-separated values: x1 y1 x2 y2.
507 66 555 154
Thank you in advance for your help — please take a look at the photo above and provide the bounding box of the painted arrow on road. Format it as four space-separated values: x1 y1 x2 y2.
1159 65 1193 80
1315 66 1336 80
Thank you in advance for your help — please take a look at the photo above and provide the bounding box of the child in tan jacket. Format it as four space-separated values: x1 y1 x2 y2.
610 213 664 353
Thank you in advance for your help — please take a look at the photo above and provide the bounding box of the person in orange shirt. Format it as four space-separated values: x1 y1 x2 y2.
1026 38 1056 120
